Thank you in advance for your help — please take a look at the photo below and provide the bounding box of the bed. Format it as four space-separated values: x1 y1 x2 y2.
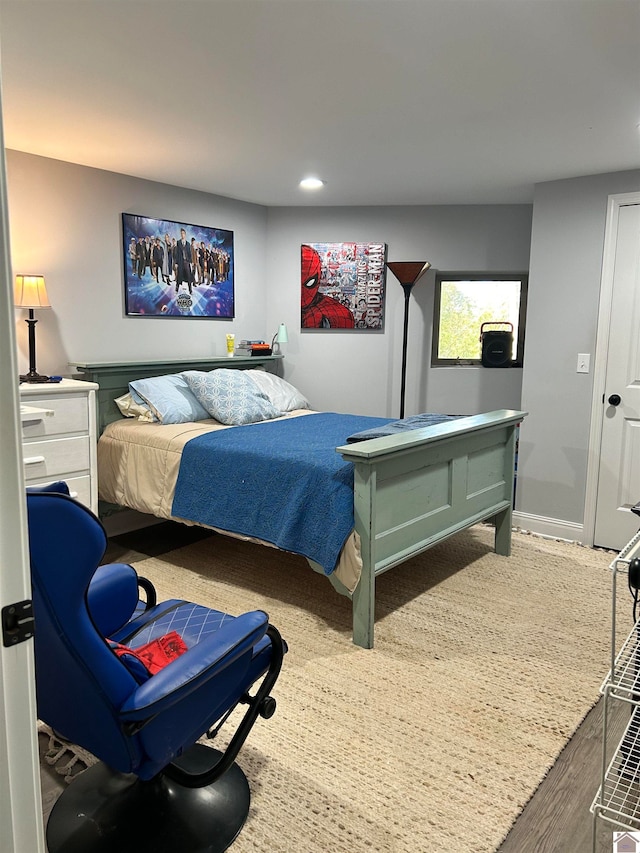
71 357 526 648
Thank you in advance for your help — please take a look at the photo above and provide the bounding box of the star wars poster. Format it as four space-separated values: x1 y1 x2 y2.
301 242 387 330
122 213 234 318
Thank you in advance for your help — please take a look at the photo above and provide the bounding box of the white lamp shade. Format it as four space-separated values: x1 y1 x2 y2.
275 323 288 344
14 275 51 309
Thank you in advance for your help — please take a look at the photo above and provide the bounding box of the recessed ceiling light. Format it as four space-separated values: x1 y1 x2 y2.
299 177 325 190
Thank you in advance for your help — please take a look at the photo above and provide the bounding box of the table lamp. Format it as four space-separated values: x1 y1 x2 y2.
271 323 289 353
14 274 51 383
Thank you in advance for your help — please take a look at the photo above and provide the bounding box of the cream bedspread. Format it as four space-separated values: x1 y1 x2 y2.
97 415 362 592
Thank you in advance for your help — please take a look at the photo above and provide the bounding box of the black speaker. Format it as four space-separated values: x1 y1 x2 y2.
480 323 514 368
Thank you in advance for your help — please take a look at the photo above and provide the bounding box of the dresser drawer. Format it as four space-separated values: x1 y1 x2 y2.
20 378 98 514
22 436 90 482
21 394 88 439
27 475 92 509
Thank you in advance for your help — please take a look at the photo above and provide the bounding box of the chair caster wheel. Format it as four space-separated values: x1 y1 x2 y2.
259 696 276 719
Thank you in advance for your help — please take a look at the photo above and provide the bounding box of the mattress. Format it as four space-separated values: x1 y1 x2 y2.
97 414 363 592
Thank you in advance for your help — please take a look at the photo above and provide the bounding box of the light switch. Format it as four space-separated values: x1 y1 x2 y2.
577 353 590 374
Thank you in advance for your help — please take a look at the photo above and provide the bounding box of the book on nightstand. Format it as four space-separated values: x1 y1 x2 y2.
250 344 272 356
236 340 272 356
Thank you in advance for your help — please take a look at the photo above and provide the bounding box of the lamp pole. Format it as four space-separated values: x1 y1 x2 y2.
386 261 432 419
399 283 414 419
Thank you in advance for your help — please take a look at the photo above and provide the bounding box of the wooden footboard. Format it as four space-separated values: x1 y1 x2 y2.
337 409 526 648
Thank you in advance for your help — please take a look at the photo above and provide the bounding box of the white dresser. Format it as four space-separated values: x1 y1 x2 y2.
19 378 99 513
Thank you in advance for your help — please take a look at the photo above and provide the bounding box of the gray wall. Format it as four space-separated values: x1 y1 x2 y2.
264 205 532 416
14 150 639 534
7 150 532 421
517 169 640 528
7 151 269 372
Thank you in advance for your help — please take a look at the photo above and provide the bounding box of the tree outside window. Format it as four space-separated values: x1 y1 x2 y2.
432 273 528 366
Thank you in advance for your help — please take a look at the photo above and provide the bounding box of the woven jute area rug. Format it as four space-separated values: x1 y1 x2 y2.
45 525 620 851
115 524 620 852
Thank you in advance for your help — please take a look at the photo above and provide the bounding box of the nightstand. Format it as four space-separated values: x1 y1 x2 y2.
19 378 99 512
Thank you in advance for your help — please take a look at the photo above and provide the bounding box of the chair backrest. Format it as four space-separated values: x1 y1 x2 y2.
26 491 142 771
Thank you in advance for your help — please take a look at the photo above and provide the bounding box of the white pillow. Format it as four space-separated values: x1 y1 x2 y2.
182 369 281 426
114 392 158 422
246 370 309 412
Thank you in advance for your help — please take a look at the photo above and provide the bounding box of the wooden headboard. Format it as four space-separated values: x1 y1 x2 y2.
69 355 284 435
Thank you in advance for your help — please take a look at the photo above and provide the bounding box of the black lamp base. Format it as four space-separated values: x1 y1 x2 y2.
20 371 50 383
20 311 49 383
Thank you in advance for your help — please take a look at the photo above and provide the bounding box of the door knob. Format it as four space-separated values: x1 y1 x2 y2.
608 394 622 407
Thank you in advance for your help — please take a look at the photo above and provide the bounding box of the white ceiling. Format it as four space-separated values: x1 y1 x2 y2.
0 0 638 207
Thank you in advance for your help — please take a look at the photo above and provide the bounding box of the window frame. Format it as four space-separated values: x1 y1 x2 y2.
431 271 528 367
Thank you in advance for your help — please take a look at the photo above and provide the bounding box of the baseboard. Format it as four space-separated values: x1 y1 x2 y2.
102 508 165 537
512 511 585 544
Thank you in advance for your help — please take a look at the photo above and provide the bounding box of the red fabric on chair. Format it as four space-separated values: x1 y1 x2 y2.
110 631 188 677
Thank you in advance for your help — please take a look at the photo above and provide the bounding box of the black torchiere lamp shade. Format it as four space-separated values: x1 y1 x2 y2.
385 261 431 419
14 274 52 383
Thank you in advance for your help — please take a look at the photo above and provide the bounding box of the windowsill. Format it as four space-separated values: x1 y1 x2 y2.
431 363 524 369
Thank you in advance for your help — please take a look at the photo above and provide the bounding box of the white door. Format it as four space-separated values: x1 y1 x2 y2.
594 202 640 549
0 149 47 851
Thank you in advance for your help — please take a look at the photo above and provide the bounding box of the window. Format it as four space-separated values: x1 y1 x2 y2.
431 272 528 367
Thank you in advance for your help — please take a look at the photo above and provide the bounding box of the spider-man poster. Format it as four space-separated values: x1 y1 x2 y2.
301 242 387 330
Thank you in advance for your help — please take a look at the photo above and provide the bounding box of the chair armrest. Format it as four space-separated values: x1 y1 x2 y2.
119 610 269 721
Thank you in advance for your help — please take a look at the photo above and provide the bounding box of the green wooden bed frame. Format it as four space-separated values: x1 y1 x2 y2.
71 358 526 649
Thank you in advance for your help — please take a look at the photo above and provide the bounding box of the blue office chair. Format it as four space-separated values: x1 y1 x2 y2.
26 483 286 853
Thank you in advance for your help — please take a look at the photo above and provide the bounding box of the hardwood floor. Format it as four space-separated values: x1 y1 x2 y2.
39 523 634 852
497 696 629 852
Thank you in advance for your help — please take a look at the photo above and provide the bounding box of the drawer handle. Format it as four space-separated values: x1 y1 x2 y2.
20 406 55 423
23 456 45 466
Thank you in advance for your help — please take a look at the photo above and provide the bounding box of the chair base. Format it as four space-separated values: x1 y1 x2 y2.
46 744 251 853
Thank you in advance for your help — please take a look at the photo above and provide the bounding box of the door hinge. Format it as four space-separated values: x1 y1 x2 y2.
2 600 34 647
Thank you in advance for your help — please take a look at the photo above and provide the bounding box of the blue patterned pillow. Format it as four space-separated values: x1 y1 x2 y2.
182 369 281 425
129 374 211 424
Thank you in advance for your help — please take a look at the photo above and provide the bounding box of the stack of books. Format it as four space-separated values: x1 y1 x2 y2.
236 340 273 357
250 343 273 356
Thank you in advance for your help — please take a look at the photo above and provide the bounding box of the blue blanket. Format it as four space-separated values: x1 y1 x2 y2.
346 412 462 442
171 413 391 574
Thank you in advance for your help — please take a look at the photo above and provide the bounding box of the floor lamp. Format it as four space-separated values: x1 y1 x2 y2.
14 274 51 383
386 261 431 419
